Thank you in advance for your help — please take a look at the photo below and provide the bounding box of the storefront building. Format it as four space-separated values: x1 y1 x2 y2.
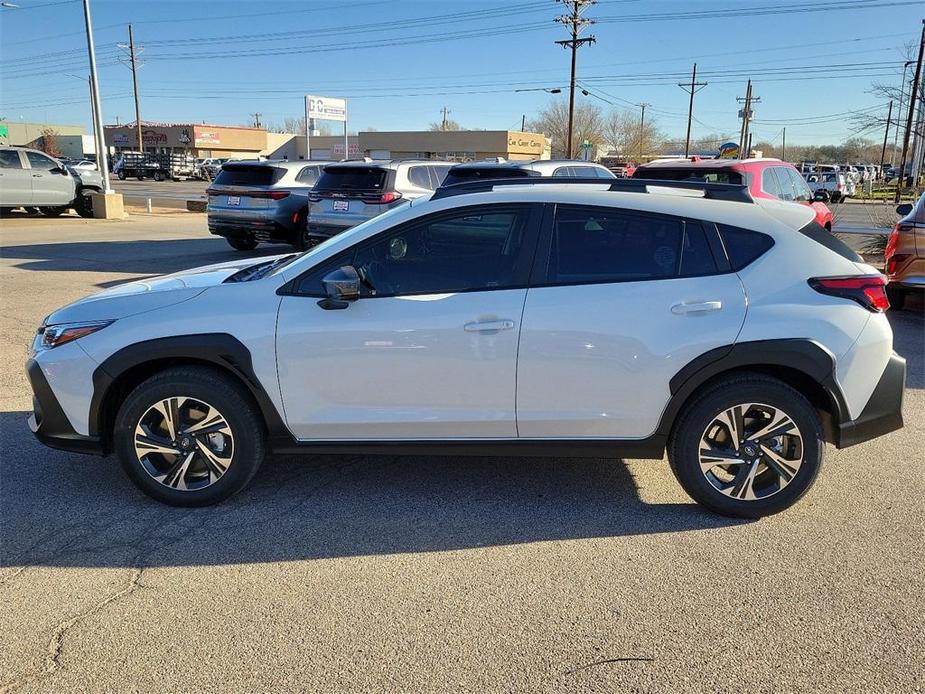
103 123 268 159
357 130 550 162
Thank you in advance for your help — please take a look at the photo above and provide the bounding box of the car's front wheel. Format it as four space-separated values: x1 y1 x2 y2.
667 375 823 518
114 366 266 506
74 190 95 218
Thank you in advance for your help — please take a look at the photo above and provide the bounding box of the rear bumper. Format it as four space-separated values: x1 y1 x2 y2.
208 214 296 244
306 222 352 240
26 358 103 456
836 352 905 448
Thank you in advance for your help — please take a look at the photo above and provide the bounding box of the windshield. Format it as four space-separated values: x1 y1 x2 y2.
637 168 743 185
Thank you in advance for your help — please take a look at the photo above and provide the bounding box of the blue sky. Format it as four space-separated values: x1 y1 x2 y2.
1 0 921 146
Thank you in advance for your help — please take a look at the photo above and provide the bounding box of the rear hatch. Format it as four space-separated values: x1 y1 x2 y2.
207 164 286 213
308 165 397 227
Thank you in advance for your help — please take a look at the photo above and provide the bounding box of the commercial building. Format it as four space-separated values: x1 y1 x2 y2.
103 122 268 159
358 130 549 162
0 121 90 158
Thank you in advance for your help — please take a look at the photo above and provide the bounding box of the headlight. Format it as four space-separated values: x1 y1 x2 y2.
39 320 113 349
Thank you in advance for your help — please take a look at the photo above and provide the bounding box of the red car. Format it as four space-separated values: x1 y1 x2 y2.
633 157 834 231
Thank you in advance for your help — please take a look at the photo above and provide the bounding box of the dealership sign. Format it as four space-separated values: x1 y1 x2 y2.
306 95 347 122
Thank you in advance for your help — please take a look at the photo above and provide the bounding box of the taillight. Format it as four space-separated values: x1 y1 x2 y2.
808 275 889 312
250 190 289 200
361 191 402 204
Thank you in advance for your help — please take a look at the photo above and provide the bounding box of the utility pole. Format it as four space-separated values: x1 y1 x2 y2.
82 0 111 193
440 106 450 131
894 61 914 164
521 114 526 132
127 24 143 153
879 100 893 176
678 63 707 157
555 0 595 159
781 127 786 161
637 102 650 160
251 112 262 128
737 81 760 159
895 20 924 202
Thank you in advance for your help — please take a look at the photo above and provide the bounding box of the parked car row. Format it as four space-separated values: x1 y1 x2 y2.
207 158 616 251
0 145 103 217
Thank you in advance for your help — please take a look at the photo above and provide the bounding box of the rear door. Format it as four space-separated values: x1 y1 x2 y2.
0 150 32 206
516 204 747 438
24 151 73 206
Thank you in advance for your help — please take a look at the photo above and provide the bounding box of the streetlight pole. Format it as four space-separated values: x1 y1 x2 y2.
81 0 112 193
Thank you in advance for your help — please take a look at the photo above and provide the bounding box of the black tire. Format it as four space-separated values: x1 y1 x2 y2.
136 175 145 181
75 190 95 218
114 366 266 507
154 171 165 182
667 374 824 518
297 225 321 251
886 284 907 310
39 206 68 217
226 236 258 251
117 171 127 180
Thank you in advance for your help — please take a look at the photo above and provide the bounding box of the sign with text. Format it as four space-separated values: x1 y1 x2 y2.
306 96 347 122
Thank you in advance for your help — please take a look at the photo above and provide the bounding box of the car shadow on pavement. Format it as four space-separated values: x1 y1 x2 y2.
1 411 744 570
2 239 288 277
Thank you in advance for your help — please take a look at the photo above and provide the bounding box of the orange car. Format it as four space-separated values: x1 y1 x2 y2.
885 192 925 310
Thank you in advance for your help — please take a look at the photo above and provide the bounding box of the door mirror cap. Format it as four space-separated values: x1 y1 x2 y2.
53 165 70 175
318 265 360 310
896 203 913 217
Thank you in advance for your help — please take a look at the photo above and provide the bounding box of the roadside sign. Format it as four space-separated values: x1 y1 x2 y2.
306 96 347 122
718 142 740 159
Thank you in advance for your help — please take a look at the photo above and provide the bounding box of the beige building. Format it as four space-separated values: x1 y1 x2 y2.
358 130 549 161
104 123 268 158
0 121 88 157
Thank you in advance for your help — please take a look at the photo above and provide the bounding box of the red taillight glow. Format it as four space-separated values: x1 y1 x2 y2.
808 275 890 312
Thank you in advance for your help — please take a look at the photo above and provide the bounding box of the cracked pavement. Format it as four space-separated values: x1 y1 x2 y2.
1 213 923 692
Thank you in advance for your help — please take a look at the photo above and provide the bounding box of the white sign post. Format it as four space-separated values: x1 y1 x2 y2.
304 95 348 161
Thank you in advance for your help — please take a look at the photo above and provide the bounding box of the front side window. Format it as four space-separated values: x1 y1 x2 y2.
0 151 22 169
543 206 717 285
25 151 58 171
771 167 797 201
786 168 812 202
298 206 532 297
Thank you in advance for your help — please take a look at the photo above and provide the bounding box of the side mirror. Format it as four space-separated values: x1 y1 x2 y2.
812 190 829 202
896 203 913 217
53 166 69 175
318 265 360 310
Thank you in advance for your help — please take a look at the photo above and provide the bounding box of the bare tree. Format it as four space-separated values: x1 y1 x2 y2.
529 99 605 158
39 128 62 157
428 119 462 131
266 117 333 136
602 108 663 159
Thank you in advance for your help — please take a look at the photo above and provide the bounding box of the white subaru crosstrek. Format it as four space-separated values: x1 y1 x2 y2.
27 177 905 517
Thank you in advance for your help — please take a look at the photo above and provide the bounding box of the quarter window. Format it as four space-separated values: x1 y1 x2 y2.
717 224 775 270
296 166 320 185
408 166 433 189
543 207 717 284
0 151 22 169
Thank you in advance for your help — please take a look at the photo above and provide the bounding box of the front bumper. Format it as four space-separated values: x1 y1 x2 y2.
836 352 905 448
26 358 103 455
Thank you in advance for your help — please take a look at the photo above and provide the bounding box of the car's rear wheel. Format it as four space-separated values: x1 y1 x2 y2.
117 171 127 180
226 236 258 251
154 171 166 182
297 227 321 251
667 375 823 518
114 366 266 506
39 206 68 217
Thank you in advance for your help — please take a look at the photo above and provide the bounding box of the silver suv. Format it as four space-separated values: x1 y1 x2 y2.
306 160 454 244
441 159 616 187
206 160 333 251
0 146 101 217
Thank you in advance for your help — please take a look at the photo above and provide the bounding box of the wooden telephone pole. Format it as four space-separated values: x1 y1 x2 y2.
555 0 595 159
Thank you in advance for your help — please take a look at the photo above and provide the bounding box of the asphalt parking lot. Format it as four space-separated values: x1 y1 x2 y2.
1 212 923 692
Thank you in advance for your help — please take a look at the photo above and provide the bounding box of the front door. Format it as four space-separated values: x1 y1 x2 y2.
24 150 74 206
276 203 541 440
0 150 32 207
516 204 747 439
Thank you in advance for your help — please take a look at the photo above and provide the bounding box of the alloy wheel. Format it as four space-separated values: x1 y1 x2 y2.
698 402 804 501
133 396 234 491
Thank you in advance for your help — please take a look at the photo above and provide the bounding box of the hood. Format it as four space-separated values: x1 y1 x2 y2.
44 254 287 325
70 167 102 188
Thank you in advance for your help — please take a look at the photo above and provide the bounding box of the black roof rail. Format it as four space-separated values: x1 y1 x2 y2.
431 176 753 203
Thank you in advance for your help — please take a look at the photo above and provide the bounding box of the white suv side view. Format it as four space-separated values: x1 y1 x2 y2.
26 177 905 517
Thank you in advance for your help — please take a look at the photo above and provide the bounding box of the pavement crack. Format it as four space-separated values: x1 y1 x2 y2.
563 656 655 675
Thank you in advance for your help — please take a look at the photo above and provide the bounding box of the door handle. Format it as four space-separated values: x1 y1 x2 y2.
464 319 515 332
671 300 722 315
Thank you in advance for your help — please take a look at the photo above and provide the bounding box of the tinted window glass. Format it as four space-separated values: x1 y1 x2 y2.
787 168 812 202
772 167 796 201
595 166 616 179
429 166 449 187
25 151 58 171
545 207 714 284
214 165 281 186
570 166 600 177
408 166 432 189
717 224 775 271
552 166 573 177
762 168 782 197
636 168 743 185
796 221 861 261
314 167 388 192
0 151 22 169
299 207 530 296
295 166 320 185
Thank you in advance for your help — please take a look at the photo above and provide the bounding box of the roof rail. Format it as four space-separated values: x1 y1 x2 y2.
431 176 753 203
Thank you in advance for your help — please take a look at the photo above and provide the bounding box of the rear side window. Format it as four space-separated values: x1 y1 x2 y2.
314 167 388 192
544 206 718 284
0 151 22 168
214 165 281 186
761 168 782 197
786 168 812 202
796 221 862 262
407 166 432 189
295 166 320 185
717 224 775 270
429 166 449 187
772 167 797 201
